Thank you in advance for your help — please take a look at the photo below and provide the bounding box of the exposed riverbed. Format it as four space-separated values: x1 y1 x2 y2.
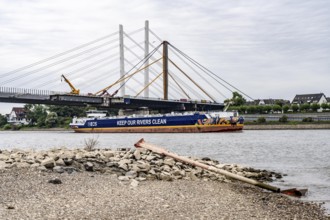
1 129 329 213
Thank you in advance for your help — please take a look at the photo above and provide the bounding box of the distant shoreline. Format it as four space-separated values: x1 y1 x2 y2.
1 124 330 131
244 124 330 130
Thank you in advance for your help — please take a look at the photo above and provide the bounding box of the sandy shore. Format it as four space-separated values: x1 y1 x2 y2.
0 169 328 220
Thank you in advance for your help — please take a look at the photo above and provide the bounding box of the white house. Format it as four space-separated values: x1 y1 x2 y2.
292 93 327 105
7 107 30 125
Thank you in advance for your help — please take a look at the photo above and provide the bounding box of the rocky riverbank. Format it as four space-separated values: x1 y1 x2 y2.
0 147 328 219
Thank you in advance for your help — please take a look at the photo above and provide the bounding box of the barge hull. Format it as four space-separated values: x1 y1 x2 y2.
72 124 243 133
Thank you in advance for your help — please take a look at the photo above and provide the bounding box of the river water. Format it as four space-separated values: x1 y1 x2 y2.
1 130 329 213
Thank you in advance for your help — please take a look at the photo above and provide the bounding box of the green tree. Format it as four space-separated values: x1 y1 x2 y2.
282 105 290 113
247 106 257 114
321 103 328 111
256 105 264 114
226 92 246 106
24 104 48 127
45 112 58 127
272 105 282 113
239 105 247 114
291 104 299 112
300 103 310 112
275 100 284 107
263 105 272 114
311 103 320 112
0 114 7 127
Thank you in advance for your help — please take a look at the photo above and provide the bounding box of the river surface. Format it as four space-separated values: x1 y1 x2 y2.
1 130 329 213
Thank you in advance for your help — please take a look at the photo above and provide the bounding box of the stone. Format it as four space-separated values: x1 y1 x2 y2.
146 155 156 161
71 161 84 170
130 179 139 188
118 176 130 181
55 158 66 166
106 162 118 167
163 158 175 166
135 177 147 181
30 163 40 169
118 159 132 165
0 154 9 161
103 151 115 158
14 162 31 169
133 149 141 160
84 162 94 172
63 167 78 174
125 170 137 179
159 171 173 181
0 161 10 170
162 165 172 172
118 163 128 171
53 166 65 173
188 172 198 181
63 158 73 166
37 166 48 172
41 158 55 169
136 161 151 172
48 178 62 184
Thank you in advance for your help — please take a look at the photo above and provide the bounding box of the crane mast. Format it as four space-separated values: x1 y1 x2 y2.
61 74 80 95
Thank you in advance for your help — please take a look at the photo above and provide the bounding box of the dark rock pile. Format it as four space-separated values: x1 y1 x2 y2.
0 147 282 185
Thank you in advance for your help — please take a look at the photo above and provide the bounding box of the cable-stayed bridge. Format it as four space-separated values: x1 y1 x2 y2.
0 21 250 112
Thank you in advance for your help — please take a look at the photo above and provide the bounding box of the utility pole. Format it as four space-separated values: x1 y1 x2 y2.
119 24 125 96
144 20 149 98
162 41 168 100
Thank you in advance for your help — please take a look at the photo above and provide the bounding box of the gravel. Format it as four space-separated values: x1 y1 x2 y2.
0 169 328 220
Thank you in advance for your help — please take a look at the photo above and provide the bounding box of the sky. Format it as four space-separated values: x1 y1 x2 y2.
0 0 330 114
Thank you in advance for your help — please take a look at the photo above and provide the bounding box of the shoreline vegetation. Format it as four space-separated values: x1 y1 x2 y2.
1 122 330 131
0 147 328 219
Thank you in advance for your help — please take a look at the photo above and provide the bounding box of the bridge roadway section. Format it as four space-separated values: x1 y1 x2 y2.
0 89 224 112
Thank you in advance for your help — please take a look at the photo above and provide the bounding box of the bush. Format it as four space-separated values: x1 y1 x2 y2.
302 117 313 122
84 135 99 151
3 124 12 130
257 117 266 123
279 115 288 123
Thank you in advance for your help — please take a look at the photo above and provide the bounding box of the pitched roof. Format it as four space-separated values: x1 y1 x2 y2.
292 93 325 104
11 107 26 117
247 99 290 105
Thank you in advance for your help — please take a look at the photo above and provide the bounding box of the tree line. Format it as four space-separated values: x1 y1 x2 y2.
0 105 92 129
225 92 330 114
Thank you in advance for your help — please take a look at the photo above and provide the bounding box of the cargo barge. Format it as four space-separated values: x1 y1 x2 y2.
69 111 244 133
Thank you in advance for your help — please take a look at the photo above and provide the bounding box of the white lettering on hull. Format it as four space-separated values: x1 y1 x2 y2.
116 119 167 126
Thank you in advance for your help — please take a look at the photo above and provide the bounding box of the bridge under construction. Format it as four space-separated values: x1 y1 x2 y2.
0 21 252 113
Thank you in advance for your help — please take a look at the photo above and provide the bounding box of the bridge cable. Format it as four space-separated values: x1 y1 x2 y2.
38 54 119 89
108 43 162 95
169 59 216 102
168 73 191 99
135 71 163 97
0 32 118 79
0 39 118 86
169 47 227 100
20 45 118 88
169 44 254 101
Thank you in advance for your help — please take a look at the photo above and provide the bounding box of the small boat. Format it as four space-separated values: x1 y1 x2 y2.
69 111 244 133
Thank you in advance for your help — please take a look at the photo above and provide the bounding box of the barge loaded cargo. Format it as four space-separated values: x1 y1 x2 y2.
69 111 244 133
